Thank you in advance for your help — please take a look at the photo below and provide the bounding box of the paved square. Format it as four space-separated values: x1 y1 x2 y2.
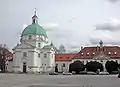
0 74 120 87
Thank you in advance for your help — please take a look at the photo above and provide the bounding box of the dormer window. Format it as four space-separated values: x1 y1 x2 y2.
81 53 83 55
28 35 32 39
93 52 95 55
108 52 111 55
87 52 89 55
114 52 117 55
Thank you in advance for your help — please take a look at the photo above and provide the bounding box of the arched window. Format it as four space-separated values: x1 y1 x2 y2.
38 53 40 58
44 53 47 58
38 43 41 47
23 52 27 57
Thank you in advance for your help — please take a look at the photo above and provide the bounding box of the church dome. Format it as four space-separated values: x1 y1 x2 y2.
21 10 47 36
21 23 46 36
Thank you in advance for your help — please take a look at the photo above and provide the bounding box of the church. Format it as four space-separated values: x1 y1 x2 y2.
12 11 56 73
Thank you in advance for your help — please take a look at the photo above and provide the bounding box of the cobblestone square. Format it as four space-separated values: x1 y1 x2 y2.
0 74 120 87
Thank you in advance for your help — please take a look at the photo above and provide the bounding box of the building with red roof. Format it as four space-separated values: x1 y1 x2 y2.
55 53 76 72
55 41 120 72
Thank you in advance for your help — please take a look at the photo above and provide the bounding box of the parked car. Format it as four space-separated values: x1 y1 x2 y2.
87 72 97 75
111 71 118 74
79 71 87 74
62 72 72 75
49 72 58 75
99 72 109 75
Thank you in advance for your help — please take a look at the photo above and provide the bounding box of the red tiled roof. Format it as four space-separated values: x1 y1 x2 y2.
73 46 120 59
55 53 76 61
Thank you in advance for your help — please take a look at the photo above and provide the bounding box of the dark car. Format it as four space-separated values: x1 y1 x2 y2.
87 72 97 75
49 72 58 75
111 71 118 74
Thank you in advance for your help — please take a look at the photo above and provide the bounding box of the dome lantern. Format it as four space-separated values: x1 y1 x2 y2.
99 40 103 48
32 8 38 24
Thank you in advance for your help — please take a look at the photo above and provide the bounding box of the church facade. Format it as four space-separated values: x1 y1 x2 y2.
12 11 55 73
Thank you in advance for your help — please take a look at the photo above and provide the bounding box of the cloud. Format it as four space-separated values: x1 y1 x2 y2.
89 37 120 45
95 18 120 31
42 23 59 31
89 28 120 45
107 0 119 3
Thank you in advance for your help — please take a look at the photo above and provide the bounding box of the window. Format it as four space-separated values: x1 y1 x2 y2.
93 52 95 55
81 53 83 55
62 63 65 67
23 52 27 57
108 52 111 55
38 53 40 57
114 52 117 55
44 53 47 58
38 43 41 47
100 60 103 62
87 52 89 56
28 35 32 39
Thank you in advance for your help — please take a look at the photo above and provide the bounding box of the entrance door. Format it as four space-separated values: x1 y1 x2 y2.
23 62 27 73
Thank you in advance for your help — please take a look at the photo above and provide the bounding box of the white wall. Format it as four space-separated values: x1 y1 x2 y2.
56 61 72 72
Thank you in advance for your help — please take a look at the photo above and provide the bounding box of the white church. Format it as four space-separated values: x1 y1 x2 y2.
12 11 56 73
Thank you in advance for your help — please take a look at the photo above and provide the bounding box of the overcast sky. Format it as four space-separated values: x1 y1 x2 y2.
1 0 120 51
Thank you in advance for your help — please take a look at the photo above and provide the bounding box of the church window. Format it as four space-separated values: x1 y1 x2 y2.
100 60 103 62
62 63 65 67
44 53 47 58
23 52 27 57
38 43 41 47
38 53 40 57
28 35 32 39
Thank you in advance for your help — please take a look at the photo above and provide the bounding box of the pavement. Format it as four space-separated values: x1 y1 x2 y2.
0 74 120 87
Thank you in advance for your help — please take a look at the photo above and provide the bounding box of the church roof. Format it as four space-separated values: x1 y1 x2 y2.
55 53 76 61
73 46 120 59
22 23 47 36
